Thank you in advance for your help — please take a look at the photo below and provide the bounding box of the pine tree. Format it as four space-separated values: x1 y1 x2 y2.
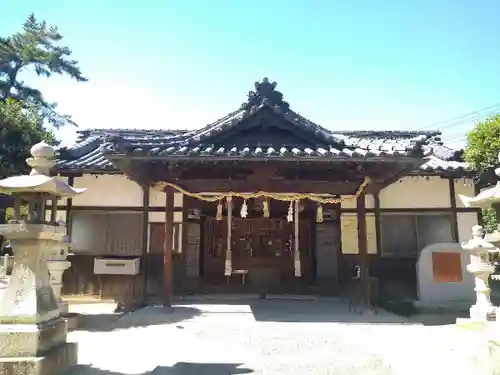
0 98 57 252
0 13 87 128
0 14 86 249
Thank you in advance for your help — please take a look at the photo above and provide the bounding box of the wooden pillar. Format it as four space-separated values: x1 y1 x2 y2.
474 181 482 226
141 185 150 305
373 193 382 254
163 188 174 307
448 177 459 242
224 196 233 276
50 198 57 224
66 176 74 236
294 200 301 277
180 197 189 282
356 192 369 305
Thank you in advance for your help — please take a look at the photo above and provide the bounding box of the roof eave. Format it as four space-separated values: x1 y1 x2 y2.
104 152 427 164
53 167 121 176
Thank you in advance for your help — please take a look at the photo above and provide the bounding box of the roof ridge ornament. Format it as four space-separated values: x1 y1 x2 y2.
241 77 290 113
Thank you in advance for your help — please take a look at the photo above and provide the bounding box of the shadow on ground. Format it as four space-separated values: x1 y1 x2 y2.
73 297 466 330
173 297 467 326
68 363 255 375
77 306 202 332
174 297 413 325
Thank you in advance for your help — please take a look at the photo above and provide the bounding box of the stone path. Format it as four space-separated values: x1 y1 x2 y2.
66 298 492 375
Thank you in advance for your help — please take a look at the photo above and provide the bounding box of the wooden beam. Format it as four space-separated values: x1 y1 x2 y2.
49 204 481 214
66 176 74 236
475 181 482 226
448 177 459 242
181 196 189 283
141 185 150 305
373 193 381 255
50 198 57 224
356 192 370 306
163 188 174 307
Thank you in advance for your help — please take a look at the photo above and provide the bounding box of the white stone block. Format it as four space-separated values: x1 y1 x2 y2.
416 242 475 309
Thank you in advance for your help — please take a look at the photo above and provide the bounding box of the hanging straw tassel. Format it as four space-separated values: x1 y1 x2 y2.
240 199 248 218
263 198 270 218
287 201 294 222
316 203 324 223
216 200 223 220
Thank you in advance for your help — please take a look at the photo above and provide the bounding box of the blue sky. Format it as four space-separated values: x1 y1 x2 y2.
2 0 500 147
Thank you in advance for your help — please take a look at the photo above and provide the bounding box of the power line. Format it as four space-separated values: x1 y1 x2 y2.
421 102 500 131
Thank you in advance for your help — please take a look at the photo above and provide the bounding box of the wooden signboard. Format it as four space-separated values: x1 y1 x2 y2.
432 252 463 283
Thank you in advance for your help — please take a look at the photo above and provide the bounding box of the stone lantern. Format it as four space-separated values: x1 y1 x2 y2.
459 151 500 322
461 225 498 321
0 141 86 375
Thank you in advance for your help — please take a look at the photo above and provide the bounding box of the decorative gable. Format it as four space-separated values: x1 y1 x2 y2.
184 78 342 149
200 107 329 149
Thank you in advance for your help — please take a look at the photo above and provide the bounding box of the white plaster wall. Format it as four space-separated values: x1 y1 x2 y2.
71 174 475 212
379 176 450 208
457 212 478 243
149 187 183 208
148 210 183 223
150 187 165 207
340 213 377 254
454 179 476 208
341 194 374 209
70 175 185 208
149 211 165 223
72 174 143 207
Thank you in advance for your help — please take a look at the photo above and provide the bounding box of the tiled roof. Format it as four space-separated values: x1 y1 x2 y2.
56 78 470 175
56 128 469 174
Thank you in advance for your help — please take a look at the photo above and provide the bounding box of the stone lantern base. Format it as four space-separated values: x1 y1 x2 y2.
470 304 497 322
0 224 78 375
0 325 78 375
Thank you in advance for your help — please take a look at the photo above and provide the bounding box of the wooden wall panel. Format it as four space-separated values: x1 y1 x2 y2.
71 213 108 254
105 213 142 255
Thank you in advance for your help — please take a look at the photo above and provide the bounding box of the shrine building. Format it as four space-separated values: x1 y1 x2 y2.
53 78 478 305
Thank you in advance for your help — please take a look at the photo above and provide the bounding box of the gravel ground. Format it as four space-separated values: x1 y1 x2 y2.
66 298 493 375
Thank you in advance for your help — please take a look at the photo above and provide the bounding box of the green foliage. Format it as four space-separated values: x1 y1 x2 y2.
5 206 28 221
481 207 499 233
0 99 56 178
463 115 500 174
0 13 87 128
464 116 500 231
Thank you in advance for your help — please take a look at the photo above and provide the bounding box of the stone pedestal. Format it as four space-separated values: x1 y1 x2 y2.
46 260 71 315
468 263 496 321
0 223 77 375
